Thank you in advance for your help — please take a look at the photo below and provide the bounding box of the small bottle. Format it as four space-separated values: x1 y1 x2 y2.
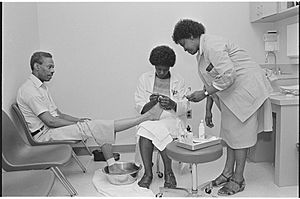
186 87 192 119
198 120 205 139
186 125 192 133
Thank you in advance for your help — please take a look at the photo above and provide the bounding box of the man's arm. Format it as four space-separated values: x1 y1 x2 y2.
56 109 82 122
38 111 77 128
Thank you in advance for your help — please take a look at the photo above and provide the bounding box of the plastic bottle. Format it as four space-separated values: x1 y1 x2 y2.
198 120 205 139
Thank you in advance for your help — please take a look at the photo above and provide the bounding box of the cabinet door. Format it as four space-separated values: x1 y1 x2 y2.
287 23 299 58
250 2 278 22
250 2 263 22
261 2 278 18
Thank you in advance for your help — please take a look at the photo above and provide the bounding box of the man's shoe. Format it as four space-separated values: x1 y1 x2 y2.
92 150 120 161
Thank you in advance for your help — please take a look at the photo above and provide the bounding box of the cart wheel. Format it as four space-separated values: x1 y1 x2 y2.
205 188 212 194
157 172 163 178
156 193 163 197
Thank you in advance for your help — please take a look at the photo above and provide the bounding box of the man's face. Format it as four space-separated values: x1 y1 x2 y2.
155 65 170 79
36 57 55 82
178 38 199 55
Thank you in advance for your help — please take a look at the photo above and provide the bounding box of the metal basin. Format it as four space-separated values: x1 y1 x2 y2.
102 162 141 185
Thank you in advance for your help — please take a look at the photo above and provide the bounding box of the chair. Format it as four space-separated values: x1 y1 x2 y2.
12 103 91 173
2 110 78 196
2 170 55 196
156 141 223 197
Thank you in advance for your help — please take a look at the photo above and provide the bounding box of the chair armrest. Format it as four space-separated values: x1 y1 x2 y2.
30 139 80 146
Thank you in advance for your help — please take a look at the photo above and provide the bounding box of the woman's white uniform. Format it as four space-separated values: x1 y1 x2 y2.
197 34 273 149
134 70 188 151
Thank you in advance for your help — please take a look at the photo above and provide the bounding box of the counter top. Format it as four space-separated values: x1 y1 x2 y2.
270 92 299 105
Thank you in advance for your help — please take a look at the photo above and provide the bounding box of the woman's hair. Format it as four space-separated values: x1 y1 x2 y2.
172 19 206 44
149 45 176 67
30 51 52 70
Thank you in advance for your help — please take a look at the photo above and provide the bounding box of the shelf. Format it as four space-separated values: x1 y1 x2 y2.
253 6 299 23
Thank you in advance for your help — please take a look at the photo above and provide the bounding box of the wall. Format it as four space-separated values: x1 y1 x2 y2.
5 2 291 145
2 3 40 116
33 2 276 144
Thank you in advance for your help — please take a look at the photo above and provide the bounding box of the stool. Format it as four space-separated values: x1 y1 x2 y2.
156 141 223 197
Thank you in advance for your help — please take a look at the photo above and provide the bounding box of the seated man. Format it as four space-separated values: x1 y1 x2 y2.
17 51 162 173
134 45 189 188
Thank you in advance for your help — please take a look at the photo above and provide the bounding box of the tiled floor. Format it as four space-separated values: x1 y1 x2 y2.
49 148 298 197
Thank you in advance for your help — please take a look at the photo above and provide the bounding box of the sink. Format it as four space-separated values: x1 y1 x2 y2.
270 77 299 92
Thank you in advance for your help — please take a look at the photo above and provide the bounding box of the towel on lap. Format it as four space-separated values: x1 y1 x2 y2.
137 120 174 151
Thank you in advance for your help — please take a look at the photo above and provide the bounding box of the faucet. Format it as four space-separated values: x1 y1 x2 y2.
265 51 281 75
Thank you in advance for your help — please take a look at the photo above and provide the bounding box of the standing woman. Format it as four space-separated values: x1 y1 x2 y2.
172 19 273 196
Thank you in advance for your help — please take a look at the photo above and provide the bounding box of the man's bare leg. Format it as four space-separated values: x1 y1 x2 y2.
113 103 162 132
106 103 162 173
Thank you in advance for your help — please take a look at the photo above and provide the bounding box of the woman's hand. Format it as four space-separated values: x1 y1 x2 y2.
149 93 160 102
158 95 176 111
186 90 206 102
205 110 214 128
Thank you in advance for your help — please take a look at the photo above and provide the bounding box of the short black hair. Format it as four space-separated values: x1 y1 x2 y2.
172 19 206 44
30 51 52 70
149 45 176 67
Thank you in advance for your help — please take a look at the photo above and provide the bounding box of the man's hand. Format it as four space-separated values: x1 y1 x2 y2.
186 90 206 102
158 95 176 111
78 118 91 122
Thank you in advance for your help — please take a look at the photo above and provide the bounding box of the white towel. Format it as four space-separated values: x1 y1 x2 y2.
138 121 170 141
137 122 173 151
92 169 154 197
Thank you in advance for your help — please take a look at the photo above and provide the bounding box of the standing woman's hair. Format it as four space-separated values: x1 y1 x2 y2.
172 19 206 44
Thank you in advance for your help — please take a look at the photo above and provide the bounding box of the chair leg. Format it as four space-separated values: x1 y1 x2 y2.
54 166 78 196
156 163 203 197
156 152 160 173
191 163 198 194
50 167 77 196
81 140 93 156
156 152 164 178
71 150 87 173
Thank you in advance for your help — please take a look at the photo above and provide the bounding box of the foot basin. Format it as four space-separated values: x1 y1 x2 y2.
102 162 141 185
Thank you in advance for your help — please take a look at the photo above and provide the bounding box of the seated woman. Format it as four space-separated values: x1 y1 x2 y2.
134 45 189 189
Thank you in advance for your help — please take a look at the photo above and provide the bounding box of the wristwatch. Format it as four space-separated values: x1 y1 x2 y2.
204 89 209 97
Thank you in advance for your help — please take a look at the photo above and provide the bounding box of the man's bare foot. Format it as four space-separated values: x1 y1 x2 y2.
147 103 163 120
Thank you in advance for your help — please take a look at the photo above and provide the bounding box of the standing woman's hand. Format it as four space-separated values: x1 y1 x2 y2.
186 90 206 102
205 110 214 128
